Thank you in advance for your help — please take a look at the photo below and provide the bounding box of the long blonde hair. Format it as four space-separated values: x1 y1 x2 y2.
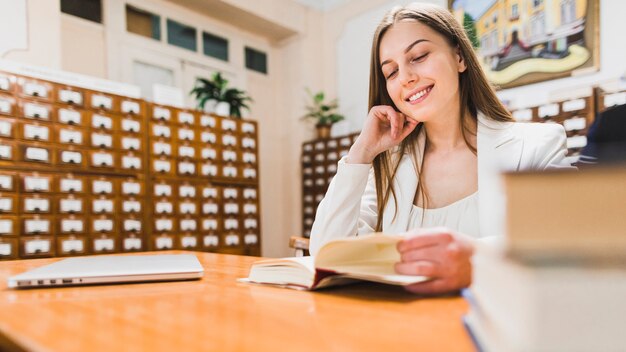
369 3 513 231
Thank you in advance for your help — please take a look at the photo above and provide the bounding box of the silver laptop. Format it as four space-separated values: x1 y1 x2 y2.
8 254 204 289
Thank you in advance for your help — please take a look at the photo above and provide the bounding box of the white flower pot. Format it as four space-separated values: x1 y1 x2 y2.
203 99 218 113
215 102 230 117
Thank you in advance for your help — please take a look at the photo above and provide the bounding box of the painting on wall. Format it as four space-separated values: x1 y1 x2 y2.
449 0 599 89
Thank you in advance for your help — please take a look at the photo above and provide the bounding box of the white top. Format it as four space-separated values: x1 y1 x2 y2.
407 192 480 238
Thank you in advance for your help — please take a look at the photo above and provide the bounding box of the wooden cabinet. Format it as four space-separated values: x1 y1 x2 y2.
0 71 261 259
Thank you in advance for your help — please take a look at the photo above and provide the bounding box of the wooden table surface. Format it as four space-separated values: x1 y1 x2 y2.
0 251 473 352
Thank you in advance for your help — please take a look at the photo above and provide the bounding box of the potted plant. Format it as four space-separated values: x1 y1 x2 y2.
302 89 345 139
190 72 252 118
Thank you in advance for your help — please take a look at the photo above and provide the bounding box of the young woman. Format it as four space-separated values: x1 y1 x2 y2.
309 3 571 295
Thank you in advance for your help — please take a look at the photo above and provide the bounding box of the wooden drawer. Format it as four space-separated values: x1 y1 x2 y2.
220 133 239 148
89 111 117 131
19 120 54 142
200 217 220 233
219 118 238 133
176 110 196 126
153 217 176 233
242 187 258 201
91 234 118 254
120 178 144 197
0 117 17 139
240 121 257 135
16 77 54 101
0 73 15 94
0 140 17 162
88 150 117 169
149 122 175 140
242 165 258 180
151 139 174 157
90 131 117 149
19 100 55 122
90 215 116 234
201 234 220 249
120 98 143 116
219 163 240 179
200 200 220 216
178 200 199 216
57 235 89 256
121 197 142 214
223 231 242 247
200 184 220 200
58 174 88 194
91 177 118 196
57 107 87 127
120 117 143 134
199 114 217 129
221 147 240 163
178 182 198 198
151 157 174 176
21 215 55 236
56 85 85 107
86 91 118 112
58 194 87 214
153 179 174 197
177 141 197 159
154 199 174 215
178 217 198 233
120 233 144 252
0 194 18 214
243 231 259 246
22 194 54 214
243 216 259 231
0 237 18 260
241 136 257 150
150 105 173 123
0 172 16 192
150 234 176 251
120 134 143 152
242 151 257 164
120 152 143 171
0 216 18 236
0 94 16 117
199 146 218 161
21 173 55 193
121 215 143 233
20 236 55 258
199 130 218 145
223 217 240 232
179 234 199 250
176 126 197 143
58 215 87 235
176 159 198 176
57 146 88 169
91 196 116 215
58 126 87 146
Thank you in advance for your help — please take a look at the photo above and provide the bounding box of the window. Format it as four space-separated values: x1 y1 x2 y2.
245 47 267 74
61 0 102 23
511 4 519 19
126 6 161 40
203 32 228 61
167 19 197 52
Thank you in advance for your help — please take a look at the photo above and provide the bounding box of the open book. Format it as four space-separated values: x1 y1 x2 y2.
244 234 429 290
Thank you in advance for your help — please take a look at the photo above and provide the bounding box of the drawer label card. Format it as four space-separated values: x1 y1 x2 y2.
178 112 194 124
94 219 114 232
25 239 50 254
92 114 112 129
62 219 84 233
154 184 171 196
92 95 113 110
60 90 83 105
24 176 50 191
61 151 82 164
122 101 140 114
60 129 83 144
60 199 82 213
92 180 112 194
122 137 140 150
59 109 81 124
122 119 140 132
124 238 142 250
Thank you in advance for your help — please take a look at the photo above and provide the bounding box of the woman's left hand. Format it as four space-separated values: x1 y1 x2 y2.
395 227 475 295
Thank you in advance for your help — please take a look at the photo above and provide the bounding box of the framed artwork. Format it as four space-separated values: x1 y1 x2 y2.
449 0 599 89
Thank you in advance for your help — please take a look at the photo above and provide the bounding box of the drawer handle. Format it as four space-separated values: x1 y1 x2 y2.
33 113 41 118
32 92 40 97
99 104 106 109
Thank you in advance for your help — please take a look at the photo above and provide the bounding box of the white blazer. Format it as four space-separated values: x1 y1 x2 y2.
309 113 572 254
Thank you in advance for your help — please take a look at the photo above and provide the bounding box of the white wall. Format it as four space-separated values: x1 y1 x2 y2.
497 0 626 108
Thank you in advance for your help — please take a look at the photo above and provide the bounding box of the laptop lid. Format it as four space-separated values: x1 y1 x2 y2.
8 254 204 289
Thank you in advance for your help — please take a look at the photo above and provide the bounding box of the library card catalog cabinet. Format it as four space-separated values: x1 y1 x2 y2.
0 71 260 260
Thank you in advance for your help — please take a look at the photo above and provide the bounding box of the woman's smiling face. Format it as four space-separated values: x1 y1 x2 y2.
379 20 466 123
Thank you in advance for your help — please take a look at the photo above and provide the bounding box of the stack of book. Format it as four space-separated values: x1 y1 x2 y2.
464 167 626 351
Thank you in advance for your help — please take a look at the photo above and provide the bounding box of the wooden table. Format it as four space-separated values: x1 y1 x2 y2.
0 251 472 351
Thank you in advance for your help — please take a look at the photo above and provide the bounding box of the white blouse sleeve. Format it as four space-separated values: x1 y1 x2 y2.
309 157 379 255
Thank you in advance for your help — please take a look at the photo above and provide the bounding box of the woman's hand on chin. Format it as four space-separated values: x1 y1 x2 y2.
347 105 419 164
395 227 475 295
